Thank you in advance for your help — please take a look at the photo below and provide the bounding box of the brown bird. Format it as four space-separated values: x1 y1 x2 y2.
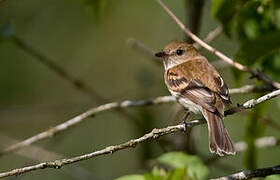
155 42 235 156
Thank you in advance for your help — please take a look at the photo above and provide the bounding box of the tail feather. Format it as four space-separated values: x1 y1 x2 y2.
203 109 236 156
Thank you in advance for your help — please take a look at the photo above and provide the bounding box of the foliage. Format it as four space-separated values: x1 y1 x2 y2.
212 0 280 82
115 152 208 180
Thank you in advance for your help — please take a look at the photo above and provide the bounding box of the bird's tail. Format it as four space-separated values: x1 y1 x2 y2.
203 109 236 156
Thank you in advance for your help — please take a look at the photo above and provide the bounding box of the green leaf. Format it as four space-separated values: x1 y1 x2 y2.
165 168 185 180
115 175 145 180
266 175 280 180
235 30 280 66
157 152 208 180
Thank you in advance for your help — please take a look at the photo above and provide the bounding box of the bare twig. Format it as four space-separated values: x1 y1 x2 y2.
229 85 272 95
225 89 280 116
0 123 189 178
211 165 280 180
193 26 223 49
0 88 280 178
184 0 205 43
126 38 159 64
127 26 223 66
12 36 141 126
12 36 105 103
235 136 279 152
155 0 280 89
0 85 273 156
0 96 176 155
0 135 98 180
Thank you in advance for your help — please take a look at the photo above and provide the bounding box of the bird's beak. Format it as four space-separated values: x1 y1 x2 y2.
155 51 167 58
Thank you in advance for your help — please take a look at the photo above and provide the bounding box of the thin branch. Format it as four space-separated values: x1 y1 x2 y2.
235 136 279 152
12 36 105 103
228 85 272 95
127 26 223 66
1 88 280 178
0 85 273 156
0 123 188 178
225 89 280 116
193 26 223 49
155 0 280 89
0 135 98 180
211 165 280 180
184 0 205 43
12 36 141 126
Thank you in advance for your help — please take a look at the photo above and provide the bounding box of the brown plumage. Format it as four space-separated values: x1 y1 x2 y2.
156 42 235 156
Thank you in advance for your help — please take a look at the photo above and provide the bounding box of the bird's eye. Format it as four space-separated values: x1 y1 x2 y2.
176 49 184 56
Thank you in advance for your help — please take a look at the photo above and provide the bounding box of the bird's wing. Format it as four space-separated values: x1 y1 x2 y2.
213 75 231 104
165 68 217 113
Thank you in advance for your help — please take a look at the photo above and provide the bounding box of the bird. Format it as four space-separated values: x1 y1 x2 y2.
155 42 236 156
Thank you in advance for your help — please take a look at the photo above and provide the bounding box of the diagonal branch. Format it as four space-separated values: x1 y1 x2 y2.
155 0 280 89
211 165 280 180
0 123 187 178
127 26 223 66
0 85 273 156
0 88 280 178
0 135 98 179
12 36 141 126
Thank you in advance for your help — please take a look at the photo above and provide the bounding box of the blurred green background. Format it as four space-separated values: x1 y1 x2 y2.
0 0 280 179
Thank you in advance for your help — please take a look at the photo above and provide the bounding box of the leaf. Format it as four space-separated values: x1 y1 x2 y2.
115 175 145 180
235 30 280 66
157 152 208 180
165 168 185 180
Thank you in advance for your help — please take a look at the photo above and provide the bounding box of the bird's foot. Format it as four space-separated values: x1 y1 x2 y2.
181 111 191 132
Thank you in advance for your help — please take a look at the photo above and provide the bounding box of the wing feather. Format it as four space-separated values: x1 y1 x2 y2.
166 69 217 113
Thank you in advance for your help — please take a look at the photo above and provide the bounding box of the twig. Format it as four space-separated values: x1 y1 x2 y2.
12 36 105 103
211 165 280 180
184 0 205 43
235 136 279 152
193 26 223 49
228 85 272 95
126 38 160 64
127 26 223 66
1 88 280 178
0 85 273 156
0 123 189 178
0 135 99 180
225 89 280 116
155 0 280 89
12 36 141 126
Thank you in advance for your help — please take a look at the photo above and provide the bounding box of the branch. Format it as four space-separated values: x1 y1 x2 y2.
211 165 280 180
235 136 279 152
1 88 280 178
12 36 141 126
0 85 272 156
155 0 280 89
0 134 98 179
127 26 223 66
225 89 280 116
0 123 188 178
